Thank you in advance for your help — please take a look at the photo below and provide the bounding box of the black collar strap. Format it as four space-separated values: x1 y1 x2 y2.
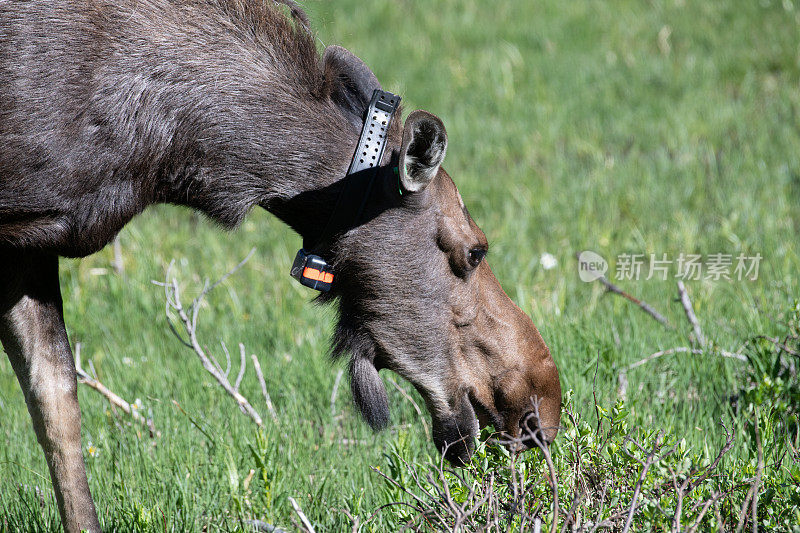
290 89 401 292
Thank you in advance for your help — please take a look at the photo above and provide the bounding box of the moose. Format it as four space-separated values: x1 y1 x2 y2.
0 1 562 531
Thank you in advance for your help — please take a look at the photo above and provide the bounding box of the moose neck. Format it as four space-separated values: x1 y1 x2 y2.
1 1 386 259
162 92 362 233
92 1 365 236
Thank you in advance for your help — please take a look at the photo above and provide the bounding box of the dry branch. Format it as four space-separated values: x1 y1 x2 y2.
339 508 360 533
597 275 672 328
755 335 799 357
369 466 439 523
155 250 269 427
617 285 748 397
387 377 431 439
251 353 279 424
573 253 672 328
288 497 316 533
684 491 722 533
74 342 158 437
625 345 746 374
234 343 247 391
367 408 745 531
560 488 588 533
735 408 764 533
620 432 680 533
691 420 735 489
522 398 559 533
677 281 705 346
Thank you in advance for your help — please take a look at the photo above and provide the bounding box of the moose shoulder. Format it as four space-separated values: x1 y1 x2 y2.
0 1 561 531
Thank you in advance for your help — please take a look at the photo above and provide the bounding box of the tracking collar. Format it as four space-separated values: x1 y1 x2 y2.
290 89 402 292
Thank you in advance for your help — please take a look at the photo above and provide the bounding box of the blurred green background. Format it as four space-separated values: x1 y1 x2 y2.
1 0 798 530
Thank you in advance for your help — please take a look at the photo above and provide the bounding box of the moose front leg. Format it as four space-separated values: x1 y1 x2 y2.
0 251 101 533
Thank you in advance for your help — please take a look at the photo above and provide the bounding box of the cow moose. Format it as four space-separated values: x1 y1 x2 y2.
0 1 562 531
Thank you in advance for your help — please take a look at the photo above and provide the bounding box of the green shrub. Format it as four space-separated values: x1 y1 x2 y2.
368 381 799 532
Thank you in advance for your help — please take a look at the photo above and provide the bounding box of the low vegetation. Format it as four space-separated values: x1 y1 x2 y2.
373 317 800 531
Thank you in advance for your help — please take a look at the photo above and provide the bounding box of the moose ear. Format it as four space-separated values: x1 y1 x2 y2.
324 45 381 126
350 356 390 431
399 110 448 193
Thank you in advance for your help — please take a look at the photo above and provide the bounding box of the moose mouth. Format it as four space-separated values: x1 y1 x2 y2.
435 390 549 466
466 391 553 454
467 390 501 430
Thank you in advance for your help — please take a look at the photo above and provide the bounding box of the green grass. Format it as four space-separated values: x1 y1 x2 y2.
2 0 799 530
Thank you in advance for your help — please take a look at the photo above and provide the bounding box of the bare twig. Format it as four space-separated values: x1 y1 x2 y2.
387 377 431 439
620 345 747 388
619 345 746 398
234 343 247 392
668 464 692 532
339 508 360 533
621 432 679 533
685 491 722 533
587 482 610 533
735 408 764 533
173 280 262 424
394 455 444 514
597 275 672 328
369 465 444 525
288 497 315 533
560 485 587 533
213 342 227 377
361 501 432 530
755 335 799 357
156 251 265 426
522 399 559 533
691 420 736 489
717 348 749 361
251 354 279 424
617 276 748 398
628 346 701 370
74 343 158 437
202 248 256 297
365 389 745 532
677 281 705 346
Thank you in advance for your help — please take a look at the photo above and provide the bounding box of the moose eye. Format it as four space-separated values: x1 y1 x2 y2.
467 247 487 268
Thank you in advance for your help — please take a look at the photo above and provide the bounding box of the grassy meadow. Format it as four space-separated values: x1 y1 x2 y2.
1 0 799 530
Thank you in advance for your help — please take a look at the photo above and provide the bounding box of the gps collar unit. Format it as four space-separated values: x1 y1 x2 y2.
290 89 401 292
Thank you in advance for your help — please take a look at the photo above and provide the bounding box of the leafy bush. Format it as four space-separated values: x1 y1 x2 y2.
358 302 800 532
367 385 799 532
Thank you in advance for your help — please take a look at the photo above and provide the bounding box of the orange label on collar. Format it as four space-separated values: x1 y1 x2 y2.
302 267 333 284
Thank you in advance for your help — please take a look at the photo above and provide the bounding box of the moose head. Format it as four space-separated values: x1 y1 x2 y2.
296 47 563 464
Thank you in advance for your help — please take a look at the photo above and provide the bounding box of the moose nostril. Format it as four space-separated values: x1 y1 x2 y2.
519 410 551 448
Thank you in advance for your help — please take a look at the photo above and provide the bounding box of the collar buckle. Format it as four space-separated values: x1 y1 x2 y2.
290 249 334 292
290 89 401 292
